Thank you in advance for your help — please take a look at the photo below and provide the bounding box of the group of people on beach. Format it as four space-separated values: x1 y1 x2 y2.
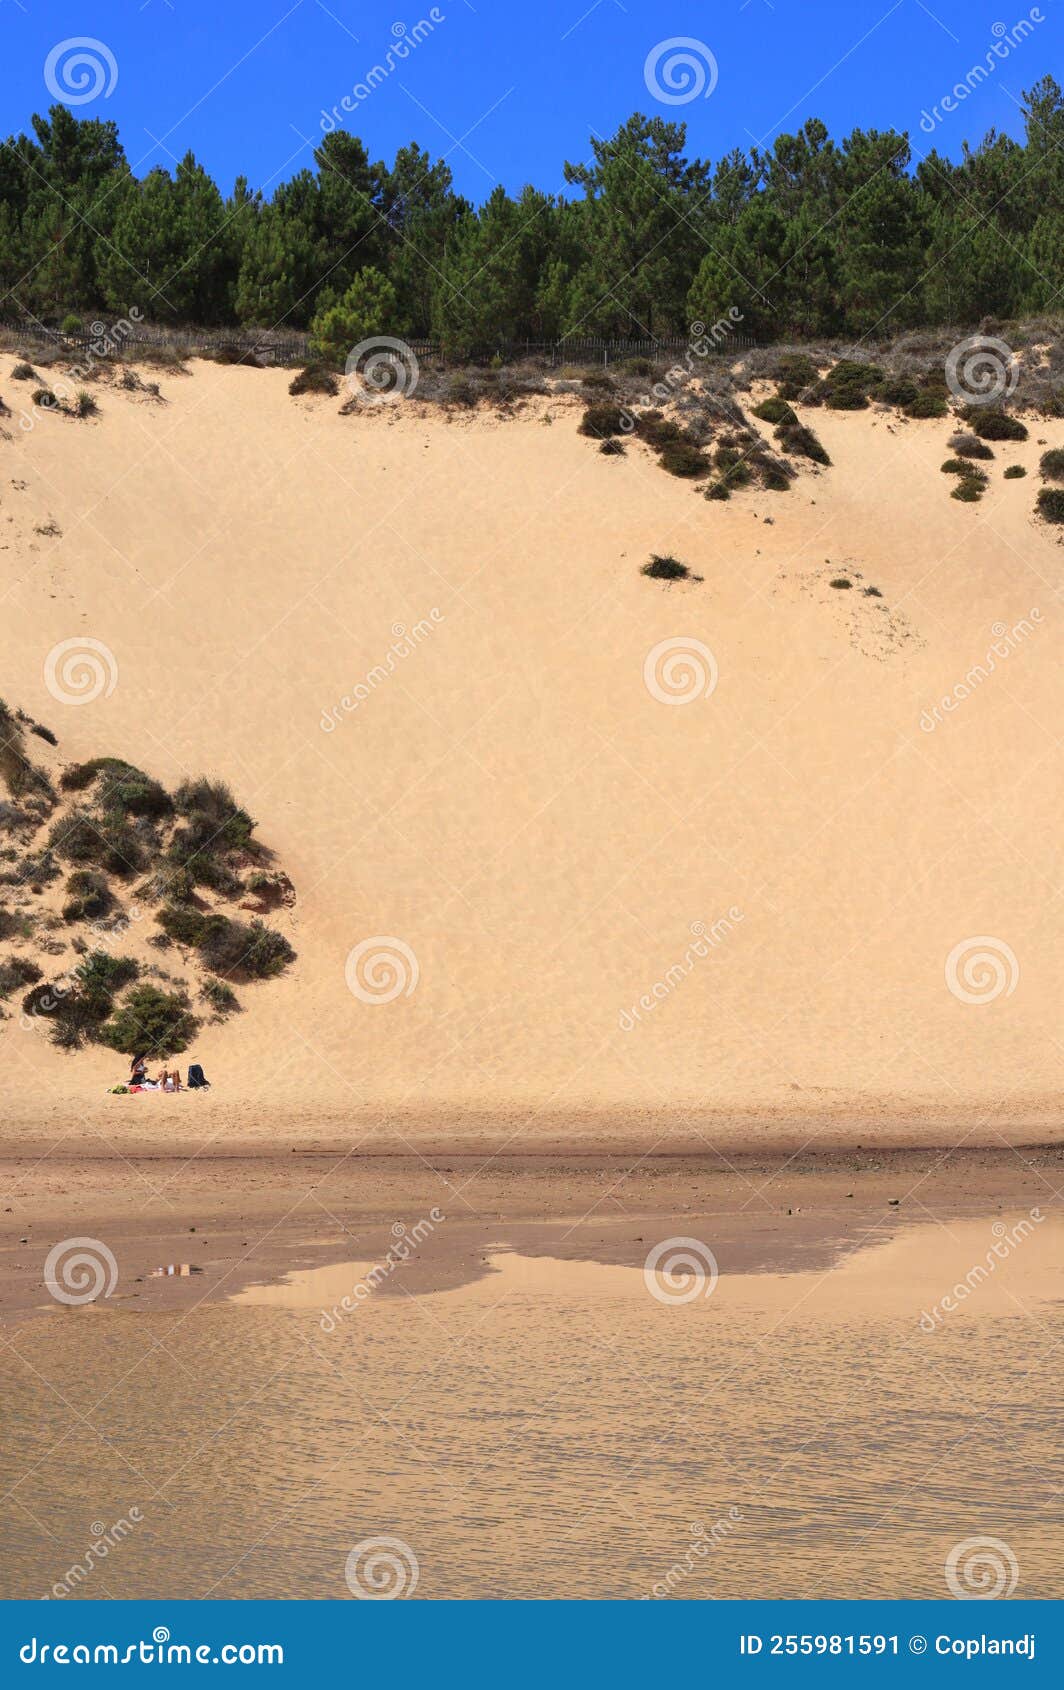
128 1055 210 1091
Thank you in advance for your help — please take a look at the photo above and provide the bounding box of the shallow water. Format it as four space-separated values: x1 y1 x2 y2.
2 1214 1063 1599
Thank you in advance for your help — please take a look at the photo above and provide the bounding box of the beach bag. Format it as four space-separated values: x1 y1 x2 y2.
187 1063 210 1089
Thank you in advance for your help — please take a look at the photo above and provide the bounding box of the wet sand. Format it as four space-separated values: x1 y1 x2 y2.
1 1175 1062 1600
2 1141 1063 1318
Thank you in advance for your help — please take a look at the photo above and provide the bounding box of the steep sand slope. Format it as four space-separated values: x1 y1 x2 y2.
0 357 1061 1148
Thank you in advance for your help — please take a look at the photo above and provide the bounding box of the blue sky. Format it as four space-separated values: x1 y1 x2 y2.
2 0 1056 201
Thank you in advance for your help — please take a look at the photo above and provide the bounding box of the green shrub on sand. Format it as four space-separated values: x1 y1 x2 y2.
100 984 199 1057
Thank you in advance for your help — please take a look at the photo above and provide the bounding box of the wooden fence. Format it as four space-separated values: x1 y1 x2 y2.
1 317 758 370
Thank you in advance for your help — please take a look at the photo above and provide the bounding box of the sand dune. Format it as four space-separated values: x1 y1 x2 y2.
1 356 1061 1148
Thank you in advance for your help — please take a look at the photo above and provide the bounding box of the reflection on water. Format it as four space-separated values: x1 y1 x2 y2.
2 1215 1063 1599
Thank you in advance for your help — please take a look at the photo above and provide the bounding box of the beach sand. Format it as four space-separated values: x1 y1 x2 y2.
2 356 1061 1599
1 355 1061 1140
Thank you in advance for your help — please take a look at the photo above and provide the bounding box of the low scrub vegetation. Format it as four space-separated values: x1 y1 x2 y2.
1036 487 1064 522
62 868 112 922
1 707 296 1059
100 984 199 1057
579 402 629 440
776 421 830 465
752 396 797 426
641 554 702 583
289 363 339 397
943 460 988 484
1039 448 1064 480
961 406 1028 442
949 432 994 461
157 904 295 980
658 440 710 478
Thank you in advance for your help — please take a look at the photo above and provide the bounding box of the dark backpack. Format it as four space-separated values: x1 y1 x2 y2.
187 1064 210 1089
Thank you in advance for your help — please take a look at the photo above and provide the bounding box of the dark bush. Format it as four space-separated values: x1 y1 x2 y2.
61 755 139 792
100 985 199 1057
96 762 171 818
598 437 625 456
579 402 629 439
72 390 98 418
173 778 254 848
1003 464 1027 479
951 477 984 502
829 578 852 589
581 371 615 393
11 361 34 380
904 390 948 418
240 920 296 979
821 360 883 410
0 955 41 996
877 376 919 407
48 809 144 876
157 904 209 946
758 457 794 491
949 432 994 461
198 914 295 979
30 722 58 746
658 441 710 478
752 396 797 426
62 868 112 922
713 445 753 488
1039 448 1064 481
965 408 1028 441
1036 488 1064 523
75 950 138 1017
774 353 819 400
289 364 339 397
641 554 701 583
201 977 240 1017
705 481 730 500
635 411 682 447
203 343 263 368
21 952 134 1048
776 422 830 465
